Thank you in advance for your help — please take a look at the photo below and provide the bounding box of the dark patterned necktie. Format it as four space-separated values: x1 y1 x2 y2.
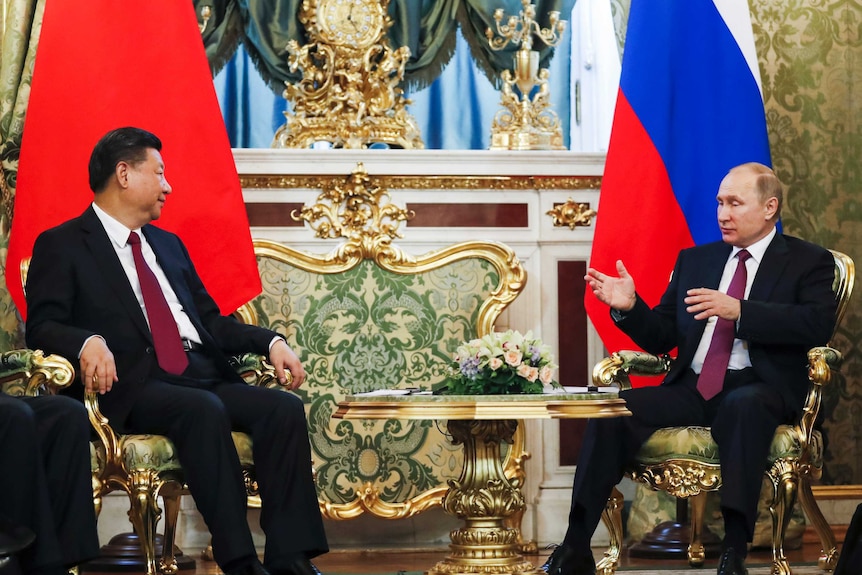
127 232 188 374
696 249 752 400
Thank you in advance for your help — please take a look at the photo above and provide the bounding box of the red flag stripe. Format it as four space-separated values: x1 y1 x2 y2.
8 1 260 318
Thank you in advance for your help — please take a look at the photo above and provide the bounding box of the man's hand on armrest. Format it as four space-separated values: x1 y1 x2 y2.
269 338 305 390
80 336 117 395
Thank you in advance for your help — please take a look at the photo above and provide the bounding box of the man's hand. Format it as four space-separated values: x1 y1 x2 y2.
269 339 306 390
684 288 742 321
80 337 117 394
585 260 637 311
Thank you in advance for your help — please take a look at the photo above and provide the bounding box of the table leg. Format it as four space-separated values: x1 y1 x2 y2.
428 420 539 575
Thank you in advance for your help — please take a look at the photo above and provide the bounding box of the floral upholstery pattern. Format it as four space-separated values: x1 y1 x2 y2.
635 424 823 467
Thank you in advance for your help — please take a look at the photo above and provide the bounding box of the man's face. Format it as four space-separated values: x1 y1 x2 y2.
716 169 777 248
124 148 171 224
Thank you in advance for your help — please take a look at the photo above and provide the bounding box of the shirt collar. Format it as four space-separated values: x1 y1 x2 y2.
92 202 141 248
731 226 776 264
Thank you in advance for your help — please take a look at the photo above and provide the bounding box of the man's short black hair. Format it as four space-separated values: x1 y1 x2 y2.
88 127 162 193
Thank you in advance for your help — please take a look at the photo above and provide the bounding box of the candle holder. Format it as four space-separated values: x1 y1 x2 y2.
486 0 566 150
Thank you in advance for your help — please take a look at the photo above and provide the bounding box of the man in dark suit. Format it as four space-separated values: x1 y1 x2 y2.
24 127 328 575
0 395 99 575
543 163 837 575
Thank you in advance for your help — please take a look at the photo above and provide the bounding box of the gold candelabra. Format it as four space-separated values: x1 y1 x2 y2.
486 0 566 150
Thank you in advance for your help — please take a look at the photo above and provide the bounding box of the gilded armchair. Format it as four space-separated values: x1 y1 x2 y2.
21 253 284 575
593 250 854 575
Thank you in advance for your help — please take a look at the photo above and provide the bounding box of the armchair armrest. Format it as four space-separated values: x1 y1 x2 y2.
229 353 293 389
795 346 842 457
0 349 75 397
592 351 673 391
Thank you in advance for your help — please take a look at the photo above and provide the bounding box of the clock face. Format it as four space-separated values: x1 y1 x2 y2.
318 0 383 48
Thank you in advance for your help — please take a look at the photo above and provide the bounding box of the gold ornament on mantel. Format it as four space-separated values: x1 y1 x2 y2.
486 0 567 150
273 0 424 150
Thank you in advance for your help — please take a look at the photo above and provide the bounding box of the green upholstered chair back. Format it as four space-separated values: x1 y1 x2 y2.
237 237 526 519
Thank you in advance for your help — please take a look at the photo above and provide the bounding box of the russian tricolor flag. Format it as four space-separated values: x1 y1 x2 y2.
585 0 772 363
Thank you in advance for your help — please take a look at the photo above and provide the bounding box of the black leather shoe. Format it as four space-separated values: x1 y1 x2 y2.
541 543 596 575
224 560 271 575
0 515 35 558
716 548 748 575
274 559 323 575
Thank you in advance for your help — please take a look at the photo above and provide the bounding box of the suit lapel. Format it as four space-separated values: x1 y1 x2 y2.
749 233 789 302
80 207 151 339
142 226 209 338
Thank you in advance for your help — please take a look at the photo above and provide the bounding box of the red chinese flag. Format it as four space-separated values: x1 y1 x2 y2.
7 1 260 319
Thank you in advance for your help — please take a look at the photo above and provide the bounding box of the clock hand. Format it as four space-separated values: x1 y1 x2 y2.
347 1 358 32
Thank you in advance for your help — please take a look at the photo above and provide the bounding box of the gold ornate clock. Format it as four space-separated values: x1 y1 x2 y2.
272 0 423 149
317 0 385 49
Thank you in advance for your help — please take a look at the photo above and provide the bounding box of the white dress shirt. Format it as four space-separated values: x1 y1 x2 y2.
690 227 777 374
92 203 202 344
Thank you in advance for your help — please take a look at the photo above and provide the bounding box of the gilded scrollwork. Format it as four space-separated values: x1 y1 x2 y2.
546 199 597 229
633 462 721 498
273 0 422 149
0 349 74 397
293 163 414 260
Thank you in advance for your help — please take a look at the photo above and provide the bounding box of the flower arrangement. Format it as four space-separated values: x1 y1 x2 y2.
444 330 560 395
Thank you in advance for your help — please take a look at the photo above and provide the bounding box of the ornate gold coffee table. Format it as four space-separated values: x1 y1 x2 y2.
333 392 630 575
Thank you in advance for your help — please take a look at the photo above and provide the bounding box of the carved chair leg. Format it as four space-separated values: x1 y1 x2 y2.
159 485 183 575
687 493 707 567
126 470 164 575
596 486 624 575
768 463 798 575
797 476 839 571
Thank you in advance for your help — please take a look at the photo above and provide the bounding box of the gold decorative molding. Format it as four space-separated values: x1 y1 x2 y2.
812 484 862 498
633 463 722 498
273 0 423 149
547 198 597 229
292 162 414 259
240 173 602 191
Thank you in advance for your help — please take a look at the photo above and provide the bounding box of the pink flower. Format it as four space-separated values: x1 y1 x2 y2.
488 357 503 370
504 350 522 367
518 364 539 381
539 366 554 384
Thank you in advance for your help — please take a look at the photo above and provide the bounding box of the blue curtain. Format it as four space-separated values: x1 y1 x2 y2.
214 23 574 149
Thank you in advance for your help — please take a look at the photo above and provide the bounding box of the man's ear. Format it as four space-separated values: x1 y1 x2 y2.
115 161 130 188
765 196 779 220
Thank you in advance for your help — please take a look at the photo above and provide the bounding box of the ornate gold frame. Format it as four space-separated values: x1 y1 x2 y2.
236 164 530 520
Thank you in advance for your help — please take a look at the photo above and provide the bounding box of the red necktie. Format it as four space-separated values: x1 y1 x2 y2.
696 249 752 400
127 232 189 375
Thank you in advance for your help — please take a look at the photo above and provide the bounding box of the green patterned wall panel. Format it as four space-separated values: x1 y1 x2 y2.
751 0 862 485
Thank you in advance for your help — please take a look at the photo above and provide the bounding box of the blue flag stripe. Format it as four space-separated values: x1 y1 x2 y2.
620 0 772 245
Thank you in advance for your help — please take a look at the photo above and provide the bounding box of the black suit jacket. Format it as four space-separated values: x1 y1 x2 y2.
25 206 278 429
616 233 837 416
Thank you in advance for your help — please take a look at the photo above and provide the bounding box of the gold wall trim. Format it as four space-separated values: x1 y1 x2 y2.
812 485 862 499
240 174 602 191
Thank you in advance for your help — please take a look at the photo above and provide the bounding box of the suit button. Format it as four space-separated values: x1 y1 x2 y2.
146 347 154 354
